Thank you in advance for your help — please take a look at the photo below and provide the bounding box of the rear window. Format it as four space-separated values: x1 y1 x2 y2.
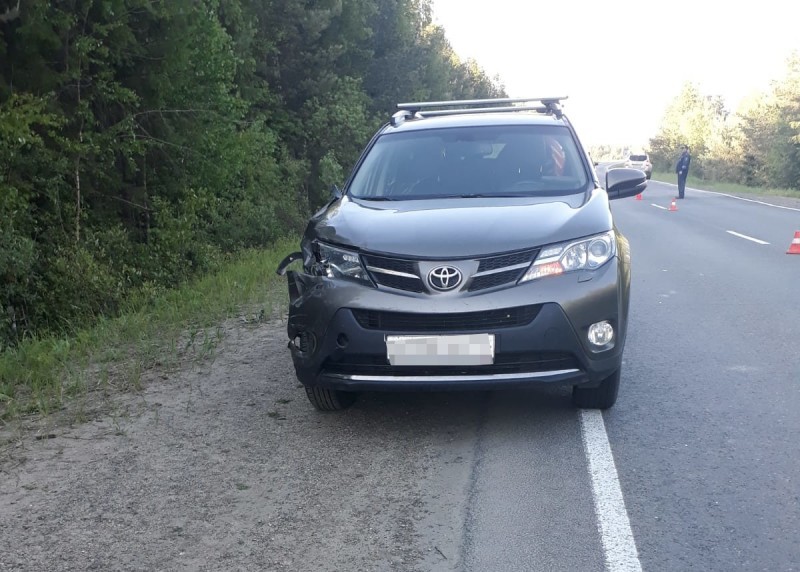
348 125 590 200
629 154 648 161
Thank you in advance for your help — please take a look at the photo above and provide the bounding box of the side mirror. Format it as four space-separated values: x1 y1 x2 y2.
605 168 646 200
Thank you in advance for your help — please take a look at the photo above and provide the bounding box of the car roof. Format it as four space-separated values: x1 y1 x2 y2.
380 112 567 134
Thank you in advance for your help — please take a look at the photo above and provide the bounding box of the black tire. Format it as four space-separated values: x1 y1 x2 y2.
305 386 357 411
572 368 621 409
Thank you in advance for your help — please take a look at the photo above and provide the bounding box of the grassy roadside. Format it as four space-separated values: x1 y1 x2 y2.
651 170 799 199
0 237 299 424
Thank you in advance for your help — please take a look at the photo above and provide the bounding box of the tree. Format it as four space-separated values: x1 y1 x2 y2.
0 0 504 346
648 53 800 191
733 54 800 189
648 82 728 176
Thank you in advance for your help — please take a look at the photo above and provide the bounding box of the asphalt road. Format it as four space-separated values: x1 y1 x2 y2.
2 176 799 571
444 175 800 571
606 179 800 571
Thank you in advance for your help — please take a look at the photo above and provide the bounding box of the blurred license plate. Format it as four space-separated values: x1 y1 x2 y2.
386 334 495 366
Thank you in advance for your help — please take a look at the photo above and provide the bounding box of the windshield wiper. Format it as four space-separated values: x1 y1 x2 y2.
354 196 398 201
456 193 523 198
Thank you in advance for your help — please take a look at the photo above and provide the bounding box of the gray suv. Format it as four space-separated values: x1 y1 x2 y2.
277 97 646 411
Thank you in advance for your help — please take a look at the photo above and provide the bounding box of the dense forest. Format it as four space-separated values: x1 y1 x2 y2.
0 0 505 348
648 54 800 190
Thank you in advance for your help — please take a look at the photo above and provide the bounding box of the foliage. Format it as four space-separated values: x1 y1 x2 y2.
0 239 298 420
648 54 800 192
588 145 629 162
0 0 504 348
647 82 727 176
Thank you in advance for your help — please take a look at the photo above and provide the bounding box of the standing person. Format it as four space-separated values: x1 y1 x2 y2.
675 145 691 199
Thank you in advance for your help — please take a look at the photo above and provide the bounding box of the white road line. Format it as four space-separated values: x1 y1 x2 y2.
580 410 643 572
651 203 667 210
726 230 770 245
653 181 800 212
695 188 800 212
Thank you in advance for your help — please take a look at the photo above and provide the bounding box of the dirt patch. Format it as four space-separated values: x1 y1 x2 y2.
0 319 482 572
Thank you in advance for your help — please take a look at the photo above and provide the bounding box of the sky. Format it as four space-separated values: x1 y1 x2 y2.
431 0 800 148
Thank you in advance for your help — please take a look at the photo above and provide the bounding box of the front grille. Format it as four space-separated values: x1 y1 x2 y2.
371 273 425 293
477 249 538 273
351 305 540 332
468 268 527 291
362 254 416 275
362 254 424 293
361 249 538 294
322 351 580 377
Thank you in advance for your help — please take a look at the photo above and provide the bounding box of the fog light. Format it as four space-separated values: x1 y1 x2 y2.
293 331 317 355
588 321 614 347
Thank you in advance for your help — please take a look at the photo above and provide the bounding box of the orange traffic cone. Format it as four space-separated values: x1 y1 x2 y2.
635 193 643 200
668 198 677 212
787 231 800 254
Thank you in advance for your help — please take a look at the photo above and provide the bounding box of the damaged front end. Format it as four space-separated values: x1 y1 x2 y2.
275 242 365 379
275 247 314 358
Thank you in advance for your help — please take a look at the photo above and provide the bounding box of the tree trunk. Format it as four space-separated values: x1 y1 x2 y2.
75 155 81 243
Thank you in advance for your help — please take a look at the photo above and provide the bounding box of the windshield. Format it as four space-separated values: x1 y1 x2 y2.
348 125 590 200
629 154 648 162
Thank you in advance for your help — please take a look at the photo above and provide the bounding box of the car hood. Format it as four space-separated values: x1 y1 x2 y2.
310 189 613 258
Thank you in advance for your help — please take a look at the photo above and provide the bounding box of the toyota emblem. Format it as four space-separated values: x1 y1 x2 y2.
428 266 462 291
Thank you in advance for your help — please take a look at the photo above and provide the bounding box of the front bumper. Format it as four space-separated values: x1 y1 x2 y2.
284 257 629 392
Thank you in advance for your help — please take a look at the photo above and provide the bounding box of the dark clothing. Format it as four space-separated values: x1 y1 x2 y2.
677 173 687 198
675 150 691 198
675 150 691 174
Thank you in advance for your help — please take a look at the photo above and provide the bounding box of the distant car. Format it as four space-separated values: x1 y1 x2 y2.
277 96 646 412
625 153 652 179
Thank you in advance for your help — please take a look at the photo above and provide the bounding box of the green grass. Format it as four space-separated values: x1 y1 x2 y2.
651 171 800 199
0 237 299 423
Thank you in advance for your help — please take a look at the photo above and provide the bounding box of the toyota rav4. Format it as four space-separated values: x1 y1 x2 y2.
277 97 646 411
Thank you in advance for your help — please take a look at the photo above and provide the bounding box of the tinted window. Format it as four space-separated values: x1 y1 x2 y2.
629 154 648 161
348 125 589 199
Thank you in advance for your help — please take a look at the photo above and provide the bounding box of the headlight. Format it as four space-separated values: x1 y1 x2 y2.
315 242 372 284
520 231 616 282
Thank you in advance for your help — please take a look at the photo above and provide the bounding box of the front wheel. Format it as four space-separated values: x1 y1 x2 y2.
305 386 357 411
572 368 620 409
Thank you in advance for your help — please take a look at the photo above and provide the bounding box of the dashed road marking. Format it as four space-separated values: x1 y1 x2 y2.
651 204 667 210
726 230 770 245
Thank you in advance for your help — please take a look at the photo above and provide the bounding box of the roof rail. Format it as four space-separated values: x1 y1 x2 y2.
394 96 567 121
417 105 550 118
390 109 416 127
